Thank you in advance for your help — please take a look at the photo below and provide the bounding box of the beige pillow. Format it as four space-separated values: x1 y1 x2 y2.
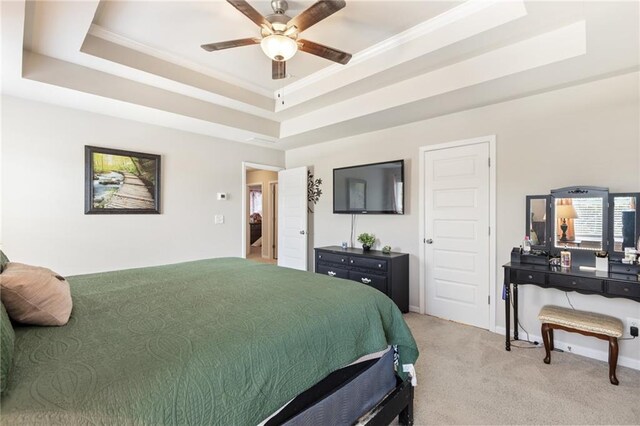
0 263 72 326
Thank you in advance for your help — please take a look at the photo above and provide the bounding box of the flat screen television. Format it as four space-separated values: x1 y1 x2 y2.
333 160 404 214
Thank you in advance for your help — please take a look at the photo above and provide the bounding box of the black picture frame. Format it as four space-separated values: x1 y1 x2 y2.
85 145 161 214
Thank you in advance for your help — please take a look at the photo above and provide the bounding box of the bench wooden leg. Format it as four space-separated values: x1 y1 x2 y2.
542 323 552 364
608 337 619 386
549 328 554 351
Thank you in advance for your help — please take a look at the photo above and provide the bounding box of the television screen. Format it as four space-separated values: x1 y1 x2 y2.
333 160 404 214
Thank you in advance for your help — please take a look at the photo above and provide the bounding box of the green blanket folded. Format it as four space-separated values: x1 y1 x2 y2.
1 258 418 425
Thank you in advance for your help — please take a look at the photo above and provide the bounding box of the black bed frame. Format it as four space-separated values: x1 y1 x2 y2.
363 377 414 425
266 362 414 426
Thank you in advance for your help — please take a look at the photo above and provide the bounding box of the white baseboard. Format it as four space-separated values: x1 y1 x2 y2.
409 305 421 313
494 326 640 371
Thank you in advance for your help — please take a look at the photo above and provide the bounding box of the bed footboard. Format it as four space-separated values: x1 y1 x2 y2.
360 377 414 426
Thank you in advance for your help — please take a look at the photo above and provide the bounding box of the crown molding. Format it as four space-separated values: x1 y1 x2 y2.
275 0 527 102
88 24 275 99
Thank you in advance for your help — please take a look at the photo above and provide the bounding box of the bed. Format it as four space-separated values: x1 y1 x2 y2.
1 257 419 425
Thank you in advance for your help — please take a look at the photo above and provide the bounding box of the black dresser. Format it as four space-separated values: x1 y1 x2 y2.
314 246 409 313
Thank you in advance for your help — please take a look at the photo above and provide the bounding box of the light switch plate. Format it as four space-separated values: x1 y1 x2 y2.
214 215 224 224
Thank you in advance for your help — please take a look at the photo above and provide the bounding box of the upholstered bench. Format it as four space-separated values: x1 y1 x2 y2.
538 305 624 385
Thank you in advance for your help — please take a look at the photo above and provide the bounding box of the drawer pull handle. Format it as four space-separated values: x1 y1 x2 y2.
341 259 345 262
572 281 577 285
350 260 354 263
624 288 629 292
378 264 382 268
328 271 336 277
361 278 372 284
319 255 322 259
528 275 533 280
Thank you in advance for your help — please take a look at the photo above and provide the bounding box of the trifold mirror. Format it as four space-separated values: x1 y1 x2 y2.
526 186 640 259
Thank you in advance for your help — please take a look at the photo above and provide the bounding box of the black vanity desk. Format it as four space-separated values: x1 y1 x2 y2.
503 262 640 351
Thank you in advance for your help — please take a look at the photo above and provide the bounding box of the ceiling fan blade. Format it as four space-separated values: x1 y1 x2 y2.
272 60 286 80
287 1 346 33
227 0 271 29
298 39 352 65
201 38 260 52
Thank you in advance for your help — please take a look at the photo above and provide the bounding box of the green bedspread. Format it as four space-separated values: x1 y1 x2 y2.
1 258 418 425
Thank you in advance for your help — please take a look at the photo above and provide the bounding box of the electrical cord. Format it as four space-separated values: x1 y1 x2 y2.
565 292 576 310
619 336 637 341
508 291 539 346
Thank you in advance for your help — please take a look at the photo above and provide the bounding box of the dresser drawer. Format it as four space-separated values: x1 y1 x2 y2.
316 252 349 266
548 275 603 293
514 270 546 285
316 264 349 279
349 257 388 271
609 263 640 275
606 281 640 298
349 271 387 294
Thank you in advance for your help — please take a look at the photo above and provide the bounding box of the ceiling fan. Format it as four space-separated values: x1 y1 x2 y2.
201 0 352 80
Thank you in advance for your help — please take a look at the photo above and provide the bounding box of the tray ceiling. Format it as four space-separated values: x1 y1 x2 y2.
93 1 461 93
2 0 638 150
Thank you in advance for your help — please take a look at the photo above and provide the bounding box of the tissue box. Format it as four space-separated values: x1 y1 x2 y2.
595 256 608 272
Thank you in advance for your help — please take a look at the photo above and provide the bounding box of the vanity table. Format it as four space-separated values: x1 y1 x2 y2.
503 262 640 351
505 186 640 351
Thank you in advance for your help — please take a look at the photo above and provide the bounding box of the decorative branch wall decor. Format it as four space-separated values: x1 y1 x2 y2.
308 170 323 213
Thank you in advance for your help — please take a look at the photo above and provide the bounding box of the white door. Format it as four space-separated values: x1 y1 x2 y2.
424 142 490 329
278 167 308 270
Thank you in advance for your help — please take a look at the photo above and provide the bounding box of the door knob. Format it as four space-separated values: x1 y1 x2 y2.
300 230 306 235
426 239 433 244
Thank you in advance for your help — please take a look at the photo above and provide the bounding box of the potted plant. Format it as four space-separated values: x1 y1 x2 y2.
357 233 376 251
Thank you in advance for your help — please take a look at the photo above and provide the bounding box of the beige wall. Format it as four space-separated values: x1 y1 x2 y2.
286 72 640 368
1 96 284 275
246 169 278 259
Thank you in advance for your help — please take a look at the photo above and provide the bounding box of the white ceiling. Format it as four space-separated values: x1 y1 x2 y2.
93 1 461 92
2 0 638 150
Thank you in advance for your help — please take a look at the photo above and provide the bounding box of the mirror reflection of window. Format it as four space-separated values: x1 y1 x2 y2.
529 199 547 245
613 196 636 252
555 198 603 250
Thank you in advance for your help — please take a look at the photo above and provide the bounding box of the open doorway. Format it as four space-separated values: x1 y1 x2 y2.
242 162 282 264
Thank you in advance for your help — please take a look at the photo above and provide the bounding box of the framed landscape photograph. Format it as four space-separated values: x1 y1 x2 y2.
85 146 161 214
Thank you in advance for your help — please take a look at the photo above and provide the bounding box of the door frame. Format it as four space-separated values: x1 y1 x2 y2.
269 180 279 260
241 162 284 259
418 135 497 332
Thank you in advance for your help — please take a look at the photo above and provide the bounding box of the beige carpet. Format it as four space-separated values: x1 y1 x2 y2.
402 313 640 425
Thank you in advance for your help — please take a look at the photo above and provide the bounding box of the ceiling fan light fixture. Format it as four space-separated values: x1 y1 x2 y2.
261 34 298 61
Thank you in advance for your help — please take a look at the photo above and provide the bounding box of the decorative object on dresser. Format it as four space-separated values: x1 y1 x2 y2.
357 233 376 251
314 246 409 313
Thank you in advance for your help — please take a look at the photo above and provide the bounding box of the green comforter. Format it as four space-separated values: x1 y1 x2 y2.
1 258 418 425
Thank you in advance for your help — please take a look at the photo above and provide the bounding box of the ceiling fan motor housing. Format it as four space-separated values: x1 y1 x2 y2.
271 0 288 14
263 14 292 35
